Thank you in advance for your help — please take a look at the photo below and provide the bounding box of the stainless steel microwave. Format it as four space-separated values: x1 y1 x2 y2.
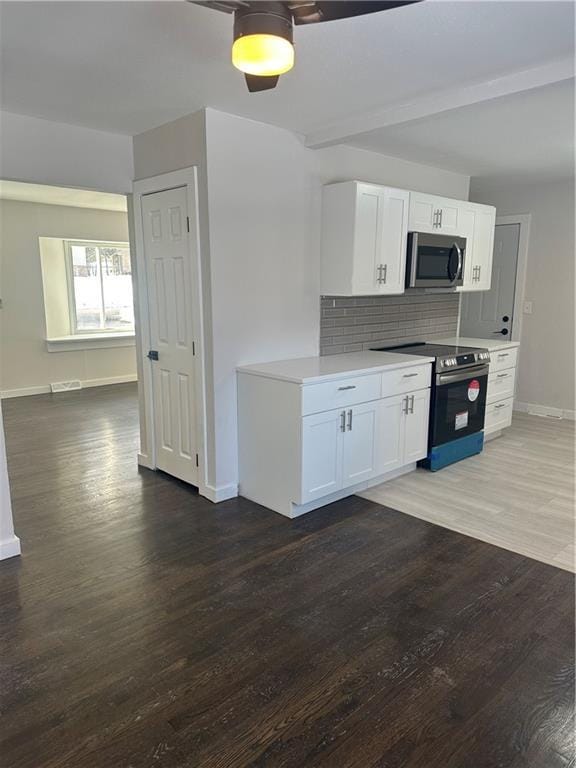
406 232 466 289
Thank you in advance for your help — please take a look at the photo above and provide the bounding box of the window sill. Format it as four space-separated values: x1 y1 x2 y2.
46 333 136 353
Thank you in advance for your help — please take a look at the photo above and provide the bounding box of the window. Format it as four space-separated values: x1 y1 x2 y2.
65 241 134 333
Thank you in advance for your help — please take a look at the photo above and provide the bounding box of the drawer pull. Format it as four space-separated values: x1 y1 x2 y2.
497 353 509 358
496 373 509 379
494 403 507 409
338 385 357 391
403 373 419 378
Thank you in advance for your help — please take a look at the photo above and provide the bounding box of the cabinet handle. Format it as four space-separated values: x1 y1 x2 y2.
497 373 509 379
347 409 353 431
382 264 387 284
338 385 356 391
494 403 507 410
433 210 438 228
477 265 481 281
410 395 415 413
340 410 346 432
439 209 443 228
402 396 409 414
403 372 418 378
497 353 509 359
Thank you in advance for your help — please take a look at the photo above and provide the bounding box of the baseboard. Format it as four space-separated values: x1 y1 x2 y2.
514 401 575 420
81 374 138 389
137 452 154 469
201 483 239 503
1 374 137 399
0 535 21 561
0 385 51 399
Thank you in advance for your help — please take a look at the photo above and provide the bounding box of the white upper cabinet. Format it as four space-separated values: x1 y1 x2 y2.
408 192 461 235
321 181 410 296
458 203 497 292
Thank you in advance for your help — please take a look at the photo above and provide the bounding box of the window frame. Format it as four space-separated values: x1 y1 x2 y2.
64 239 134 335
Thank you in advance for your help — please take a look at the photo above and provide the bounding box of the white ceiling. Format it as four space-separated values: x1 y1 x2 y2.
0 1 574 181
0 180 128 211
0 0 574 137
349 79 575 180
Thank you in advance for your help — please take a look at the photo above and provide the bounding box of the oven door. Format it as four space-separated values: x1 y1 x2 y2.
430 364 488 448
406 233 466 288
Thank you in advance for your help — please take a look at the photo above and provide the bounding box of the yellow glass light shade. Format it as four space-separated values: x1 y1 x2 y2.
232 34 294 76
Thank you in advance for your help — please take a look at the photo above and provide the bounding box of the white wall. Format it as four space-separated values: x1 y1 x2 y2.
0 111 133 194
0 401 20 559
469 177 575 415
133 108 471 496
315 145 470 199
205 110 318 491
0 199 136 396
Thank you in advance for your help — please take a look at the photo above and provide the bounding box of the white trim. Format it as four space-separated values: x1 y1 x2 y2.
202 483 239 503
137 452 154 469
0 535 21 560
305 57 574 148
495 214 531 345
1 374 137 399
514 401 575 421
46 333 135 352
132 168 209 501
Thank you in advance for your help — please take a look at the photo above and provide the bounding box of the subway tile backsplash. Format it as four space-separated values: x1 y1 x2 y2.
320 293 460 356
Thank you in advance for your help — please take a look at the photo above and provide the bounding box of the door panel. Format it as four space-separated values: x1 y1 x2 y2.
142 186 198 485
380 189 409 295
408 193 437 233
352 188 381 294
460 223 519 338
301 409 343 503
377 394 405 474
403 389 431 463
438 202 459 234
341 402 379 488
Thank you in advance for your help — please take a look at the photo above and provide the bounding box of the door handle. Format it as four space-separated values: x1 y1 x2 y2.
492 329 509 335
147 350 159 361
340 410 346 432
347 409 353 431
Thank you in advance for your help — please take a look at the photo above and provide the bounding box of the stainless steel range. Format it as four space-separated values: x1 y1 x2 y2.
371 342 491 470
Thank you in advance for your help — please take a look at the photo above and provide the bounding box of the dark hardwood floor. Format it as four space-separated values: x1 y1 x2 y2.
1 383 574 768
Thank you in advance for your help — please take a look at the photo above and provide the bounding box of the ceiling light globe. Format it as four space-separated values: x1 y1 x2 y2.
232 34 294 77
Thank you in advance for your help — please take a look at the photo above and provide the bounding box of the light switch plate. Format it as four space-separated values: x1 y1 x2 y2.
523 300 533 315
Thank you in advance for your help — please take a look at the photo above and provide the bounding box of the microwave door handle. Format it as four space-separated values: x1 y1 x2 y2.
455 243 463 280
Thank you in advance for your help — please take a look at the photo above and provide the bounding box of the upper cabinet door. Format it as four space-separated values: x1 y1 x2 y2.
408 192 438 233
472 207 496 291
321 181 409 296
459 204 496 293
409 193 461 235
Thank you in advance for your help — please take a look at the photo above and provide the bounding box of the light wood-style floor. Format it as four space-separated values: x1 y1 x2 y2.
361 413 575 572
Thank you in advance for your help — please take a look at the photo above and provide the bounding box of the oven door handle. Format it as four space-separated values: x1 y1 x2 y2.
436 364 489 386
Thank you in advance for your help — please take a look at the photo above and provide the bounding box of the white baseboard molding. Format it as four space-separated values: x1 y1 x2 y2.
137 452 154 469
1 374 137 399
514 401 575 421
201 483 239 503
0 535 21 560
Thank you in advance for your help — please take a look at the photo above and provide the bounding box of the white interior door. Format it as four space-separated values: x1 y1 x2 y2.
460 223 520 340
141 186 198 485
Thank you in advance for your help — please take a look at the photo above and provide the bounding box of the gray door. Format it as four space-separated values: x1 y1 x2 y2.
460 223 520 340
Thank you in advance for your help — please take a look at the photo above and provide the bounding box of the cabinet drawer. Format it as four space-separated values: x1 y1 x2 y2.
485 397 513 433
490 347 518 372
381 364 431 397
487 368 516 404
301 374 381 416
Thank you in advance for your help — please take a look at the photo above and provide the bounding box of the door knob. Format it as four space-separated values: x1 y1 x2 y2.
147 350 159 360
492 329 509 336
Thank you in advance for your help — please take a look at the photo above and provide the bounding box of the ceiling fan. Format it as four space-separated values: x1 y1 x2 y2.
191 1 423 92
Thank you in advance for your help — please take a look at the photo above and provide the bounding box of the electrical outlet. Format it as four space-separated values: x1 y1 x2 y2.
523 300 533 315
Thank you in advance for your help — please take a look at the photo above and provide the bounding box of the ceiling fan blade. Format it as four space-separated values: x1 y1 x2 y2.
245 73 280 92
290 1 423 25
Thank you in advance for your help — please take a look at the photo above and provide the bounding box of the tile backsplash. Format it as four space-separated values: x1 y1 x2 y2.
320 293 460 356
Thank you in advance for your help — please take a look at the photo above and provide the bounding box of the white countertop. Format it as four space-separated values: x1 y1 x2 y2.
435 336 520 352
237 351 434 385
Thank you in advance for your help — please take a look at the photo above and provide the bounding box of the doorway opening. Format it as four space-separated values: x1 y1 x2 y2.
459 214 531 343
